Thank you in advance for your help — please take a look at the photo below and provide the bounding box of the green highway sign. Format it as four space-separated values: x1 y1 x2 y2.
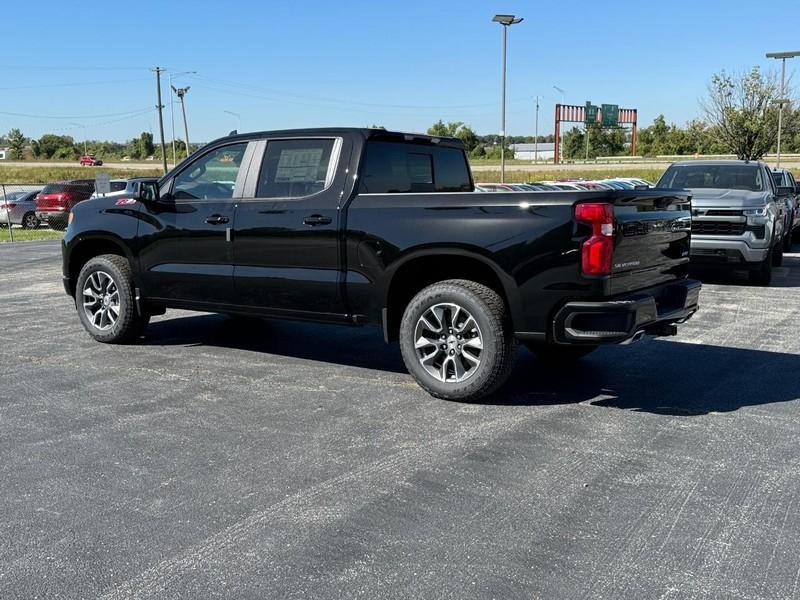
601 104 620 127
584 102 598 125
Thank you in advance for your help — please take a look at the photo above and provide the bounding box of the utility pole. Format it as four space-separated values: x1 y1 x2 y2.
585 126 590 161
533 96 540 164
151 67 168 174
172 86 191 157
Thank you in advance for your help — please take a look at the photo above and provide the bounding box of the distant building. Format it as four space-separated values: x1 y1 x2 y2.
0 148 7 160
509 143 554 161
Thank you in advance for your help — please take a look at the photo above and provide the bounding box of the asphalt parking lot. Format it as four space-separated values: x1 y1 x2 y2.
1 241 800 599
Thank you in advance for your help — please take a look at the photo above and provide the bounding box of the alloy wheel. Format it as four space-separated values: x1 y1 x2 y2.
413 302 483 383
82 271 120 331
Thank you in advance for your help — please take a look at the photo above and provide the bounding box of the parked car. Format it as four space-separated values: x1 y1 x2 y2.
89 178 159 199
63 127 700 402
0 189 42 228
79 155 103 166
657 160 788 285
35 180 95 230
475 183 515 192
771 167 799 246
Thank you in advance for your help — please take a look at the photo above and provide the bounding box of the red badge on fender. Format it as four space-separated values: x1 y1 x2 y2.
115 198 137 206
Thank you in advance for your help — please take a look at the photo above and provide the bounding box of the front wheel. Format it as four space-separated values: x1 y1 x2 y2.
749 249 773 286
399 279 516 402
772 243 784 266
75 254 149 343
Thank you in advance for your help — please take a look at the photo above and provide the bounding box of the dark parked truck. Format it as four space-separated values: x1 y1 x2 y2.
62 128 700 401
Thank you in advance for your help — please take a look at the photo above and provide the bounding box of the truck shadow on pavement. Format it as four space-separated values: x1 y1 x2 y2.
142 314 800 417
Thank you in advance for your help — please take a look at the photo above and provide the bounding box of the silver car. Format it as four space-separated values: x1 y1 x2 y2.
0 189 43 228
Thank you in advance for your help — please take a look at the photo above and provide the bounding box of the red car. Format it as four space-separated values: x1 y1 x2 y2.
79 155 103 166
35 180 95 230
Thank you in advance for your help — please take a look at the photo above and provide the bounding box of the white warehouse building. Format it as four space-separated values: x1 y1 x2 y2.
509 143 554 161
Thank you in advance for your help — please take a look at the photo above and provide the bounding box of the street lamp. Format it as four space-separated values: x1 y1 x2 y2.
224 110 242 133
171 85 192 158
766 51 800 168
492 14 523 183
168 71 196 165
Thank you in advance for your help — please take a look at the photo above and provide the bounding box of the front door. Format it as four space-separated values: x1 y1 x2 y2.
137 141 251 305
233 136 350 318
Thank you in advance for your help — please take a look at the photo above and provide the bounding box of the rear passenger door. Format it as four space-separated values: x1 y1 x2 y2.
232 136 351 318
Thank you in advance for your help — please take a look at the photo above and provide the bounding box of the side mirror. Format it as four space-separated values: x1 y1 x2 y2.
133 180 159 202
776 185 793 197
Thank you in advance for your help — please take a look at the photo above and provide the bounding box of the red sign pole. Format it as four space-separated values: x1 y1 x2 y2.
554 103 561 165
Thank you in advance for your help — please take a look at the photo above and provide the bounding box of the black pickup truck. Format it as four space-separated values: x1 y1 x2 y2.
62 128 700 401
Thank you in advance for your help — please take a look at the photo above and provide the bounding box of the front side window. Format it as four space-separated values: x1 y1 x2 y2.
257 139 337 199
171 143 248 200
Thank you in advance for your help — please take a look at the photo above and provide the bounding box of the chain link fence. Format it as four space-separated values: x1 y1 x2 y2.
0 182 67 243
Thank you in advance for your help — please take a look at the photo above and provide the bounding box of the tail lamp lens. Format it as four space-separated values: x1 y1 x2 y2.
575 202 614 276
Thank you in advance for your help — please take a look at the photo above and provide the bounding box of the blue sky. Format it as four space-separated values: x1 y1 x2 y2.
2 0 797 143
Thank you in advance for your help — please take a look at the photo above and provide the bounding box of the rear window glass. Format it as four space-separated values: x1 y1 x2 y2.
658 165 763 192
358 141 471 194
40 184 67 194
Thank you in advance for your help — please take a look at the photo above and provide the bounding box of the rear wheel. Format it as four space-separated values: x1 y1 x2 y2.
749 249 773 286
48 216 67 231
75 254 149 343
21 212 39 229
525 342 597 364
399 279 516 401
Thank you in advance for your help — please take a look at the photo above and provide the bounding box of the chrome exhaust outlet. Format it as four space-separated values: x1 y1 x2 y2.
621 330 646 345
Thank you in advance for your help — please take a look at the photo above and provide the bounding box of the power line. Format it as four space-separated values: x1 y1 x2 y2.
0 78 150 91
0 107 154 120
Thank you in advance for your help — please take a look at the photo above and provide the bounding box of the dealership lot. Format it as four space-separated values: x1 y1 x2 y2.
1 241 800 599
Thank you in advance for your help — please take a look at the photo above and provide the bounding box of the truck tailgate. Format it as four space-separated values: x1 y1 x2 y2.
606 189 692 295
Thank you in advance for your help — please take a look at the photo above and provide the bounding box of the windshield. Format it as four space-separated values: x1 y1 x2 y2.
658 165 764 192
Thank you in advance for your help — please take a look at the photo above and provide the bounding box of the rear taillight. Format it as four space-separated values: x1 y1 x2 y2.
575 202 614 276
0 203 16 209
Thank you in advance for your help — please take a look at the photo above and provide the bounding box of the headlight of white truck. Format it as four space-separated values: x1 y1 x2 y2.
743 207 768 224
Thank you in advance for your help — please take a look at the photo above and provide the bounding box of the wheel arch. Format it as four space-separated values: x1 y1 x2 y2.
65 235 135 297
381 247 521 342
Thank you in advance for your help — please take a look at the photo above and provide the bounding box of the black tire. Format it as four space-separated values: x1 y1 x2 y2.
783 231 793 252
75 254 149 343
772 243 784 266
21 212 39 229
749 249 773 286
525 342 597 364
399 279 516 401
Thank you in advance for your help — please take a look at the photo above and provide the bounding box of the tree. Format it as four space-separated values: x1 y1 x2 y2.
7 128 25 160
702 66 780 160
427 120 479 151
138 132 154 158
37 134 75 159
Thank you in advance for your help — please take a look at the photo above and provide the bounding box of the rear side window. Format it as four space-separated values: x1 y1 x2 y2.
358 141 472 194
110 181 127 192
257 139 337 199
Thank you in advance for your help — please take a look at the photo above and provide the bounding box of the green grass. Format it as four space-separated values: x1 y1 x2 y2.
0 227 64 243
473 168 667 184
0 165 162 184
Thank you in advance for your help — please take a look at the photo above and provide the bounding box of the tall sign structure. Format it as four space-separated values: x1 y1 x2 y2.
553 102 637 164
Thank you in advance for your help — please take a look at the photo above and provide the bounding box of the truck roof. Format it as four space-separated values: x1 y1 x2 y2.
213 127 466 150
669 159 767 167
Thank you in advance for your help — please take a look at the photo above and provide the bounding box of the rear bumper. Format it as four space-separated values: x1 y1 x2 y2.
551 278 701 345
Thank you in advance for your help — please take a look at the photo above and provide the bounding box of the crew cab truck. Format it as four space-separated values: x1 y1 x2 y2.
657 160 791 285
62 128 700 401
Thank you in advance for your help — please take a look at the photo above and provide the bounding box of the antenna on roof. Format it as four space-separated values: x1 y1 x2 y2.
229 130 237 136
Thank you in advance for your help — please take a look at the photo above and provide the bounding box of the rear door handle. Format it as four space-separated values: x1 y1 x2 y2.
303 214 332 226
205 214 230 225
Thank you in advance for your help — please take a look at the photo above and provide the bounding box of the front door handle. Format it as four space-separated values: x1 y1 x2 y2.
205 214 230 225
303 214 332 226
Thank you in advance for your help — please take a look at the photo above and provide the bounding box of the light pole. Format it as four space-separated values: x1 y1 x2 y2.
172 85 191 158
493 14 523 183
533 96 540 164
224 110 242 132
169 71 196 165
70 122 87 154
553 85 565 163
766 51 799 168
